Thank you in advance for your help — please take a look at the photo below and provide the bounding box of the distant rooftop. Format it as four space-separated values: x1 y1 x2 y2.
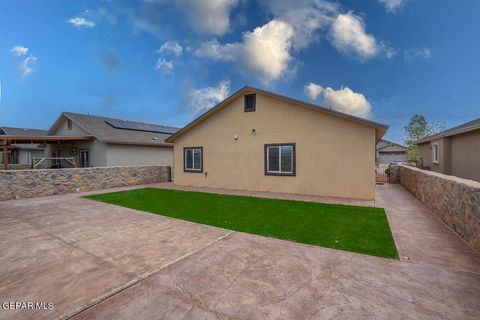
48 112 180 146
0 126 48 136
415 117 480 144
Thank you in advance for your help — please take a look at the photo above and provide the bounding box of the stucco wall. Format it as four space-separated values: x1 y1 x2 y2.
450 130 480 182
0 166 170 201
106 144 173 167
418 142 432 167
419 138 451 174
396 165 480 251
173 92 376 199
418 130 480 182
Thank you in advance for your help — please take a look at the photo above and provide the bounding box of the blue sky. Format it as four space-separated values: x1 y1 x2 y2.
1 0 479 143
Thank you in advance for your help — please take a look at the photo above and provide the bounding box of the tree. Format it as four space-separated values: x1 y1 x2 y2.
404 114 444 161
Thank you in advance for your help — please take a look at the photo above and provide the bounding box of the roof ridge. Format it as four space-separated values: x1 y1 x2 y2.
63 111 180 129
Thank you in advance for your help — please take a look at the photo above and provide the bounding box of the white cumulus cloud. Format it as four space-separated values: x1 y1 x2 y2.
329 12 394 60
378 0 408 13
154 58 174 75
305 82 372 118
305 82 324 100
19 55 37 78
194 20 294 82
242 20 294 81
258 0 339 50
185 80 230 116
11 46 29 56
67 17 96 28
158 41 183 56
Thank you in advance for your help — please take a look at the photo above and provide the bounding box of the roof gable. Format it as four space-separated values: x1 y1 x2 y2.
48 112 180 146
166 86 388 143
376 139 407 151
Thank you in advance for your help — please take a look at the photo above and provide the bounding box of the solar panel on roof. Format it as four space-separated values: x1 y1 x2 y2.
105 119 178 134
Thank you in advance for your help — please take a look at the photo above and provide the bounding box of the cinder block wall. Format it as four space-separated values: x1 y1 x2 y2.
396 165 480 251
0 166 171 201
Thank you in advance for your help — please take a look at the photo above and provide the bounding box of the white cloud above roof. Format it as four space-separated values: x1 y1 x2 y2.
305 82 324 100
258 0 339 50
194 20 294 83
305 82 372 118
329 12 394 60
185 80 230 116
193 1 394 80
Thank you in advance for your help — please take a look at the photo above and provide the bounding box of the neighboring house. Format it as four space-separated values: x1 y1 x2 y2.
376 139 407 164
45 112 179 168
166 86 388 200
415 117 480 182
0 126 47 165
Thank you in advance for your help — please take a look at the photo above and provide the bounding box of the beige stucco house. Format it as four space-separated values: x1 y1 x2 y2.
166 86 388 200
415 117 480 182
45 112 178 168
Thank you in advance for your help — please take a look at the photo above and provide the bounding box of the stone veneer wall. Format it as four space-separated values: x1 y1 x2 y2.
396 165 480 251
0 166 170 201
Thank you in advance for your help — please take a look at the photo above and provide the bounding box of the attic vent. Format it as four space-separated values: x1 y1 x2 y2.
244 94 256 112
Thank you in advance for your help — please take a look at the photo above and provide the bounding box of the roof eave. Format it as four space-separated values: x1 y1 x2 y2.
414 123 480 144
104 140 173 147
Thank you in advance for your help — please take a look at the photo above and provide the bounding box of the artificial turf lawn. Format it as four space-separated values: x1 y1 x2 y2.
86 188 398 259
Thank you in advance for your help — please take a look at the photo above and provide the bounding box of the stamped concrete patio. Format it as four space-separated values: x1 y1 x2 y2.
0 183 479 320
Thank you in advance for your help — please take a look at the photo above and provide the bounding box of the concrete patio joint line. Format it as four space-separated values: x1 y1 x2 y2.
65 230 236 320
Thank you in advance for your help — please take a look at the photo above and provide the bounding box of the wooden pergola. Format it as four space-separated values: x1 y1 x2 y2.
1 135 93 170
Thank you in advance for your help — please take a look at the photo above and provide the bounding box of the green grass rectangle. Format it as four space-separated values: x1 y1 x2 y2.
85 188 398 259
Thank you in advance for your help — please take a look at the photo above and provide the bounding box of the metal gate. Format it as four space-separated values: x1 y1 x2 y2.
376 164 389 183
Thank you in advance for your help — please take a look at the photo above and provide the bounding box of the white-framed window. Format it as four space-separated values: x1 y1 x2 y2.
184 147 203 172
67 119 72 130
265 143 296 176
432 142 440 164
